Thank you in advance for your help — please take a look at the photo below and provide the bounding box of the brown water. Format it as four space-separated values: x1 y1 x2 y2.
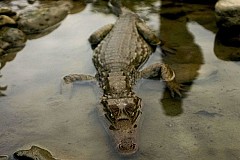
1 1 240 160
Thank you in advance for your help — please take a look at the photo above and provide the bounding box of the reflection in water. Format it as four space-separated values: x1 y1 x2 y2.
0 51 18 96
0 0 87 96
159 1 239 116
214 32 240 61
160 1 203 116
0 80 7 96
90 0 159 16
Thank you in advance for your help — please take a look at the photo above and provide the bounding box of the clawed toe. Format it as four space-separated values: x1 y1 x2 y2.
170 88 182 98
63 74 81 84
63 75 73 84
168 83 186 98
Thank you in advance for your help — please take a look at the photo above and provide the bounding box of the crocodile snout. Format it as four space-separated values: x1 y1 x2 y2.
117 138 138 155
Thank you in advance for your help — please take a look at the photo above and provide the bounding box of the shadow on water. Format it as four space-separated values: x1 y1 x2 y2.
159 0 239 116
214 33 240 61
159 1 205 116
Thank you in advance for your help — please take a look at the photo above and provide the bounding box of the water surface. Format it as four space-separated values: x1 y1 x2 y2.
1 1 240 160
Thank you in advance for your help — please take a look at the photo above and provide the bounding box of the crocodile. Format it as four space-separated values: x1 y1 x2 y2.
63 4 183 155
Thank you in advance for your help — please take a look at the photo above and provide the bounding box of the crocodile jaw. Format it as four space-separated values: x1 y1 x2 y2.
98 94 142 155
111 119 139 155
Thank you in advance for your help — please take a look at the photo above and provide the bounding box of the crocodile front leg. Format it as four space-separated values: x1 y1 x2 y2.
61 74 96 96
136 20 161 46
63 74 96 84
139 63 184 97
136 21 176 55
88 24 114 45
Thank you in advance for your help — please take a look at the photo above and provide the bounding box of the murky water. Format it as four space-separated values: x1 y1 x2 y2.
1 1 240 160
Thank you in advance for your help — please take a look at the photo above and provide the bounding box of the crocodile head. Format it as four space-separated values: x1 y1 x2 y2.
101 96 142 155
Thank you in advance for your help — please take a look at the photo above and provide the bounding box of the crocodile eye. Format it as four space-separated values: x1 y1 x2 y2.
132 112 135 116
105 113 115 124
125 103 137 117
110 113 114 118
125 104 135 111
109 105 120 117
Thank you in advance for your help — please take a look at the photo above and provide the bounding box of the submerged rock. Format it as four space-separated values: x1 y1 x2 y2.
0 85 7 96
0 40 10 50
13 146 57 160
0 27 26 52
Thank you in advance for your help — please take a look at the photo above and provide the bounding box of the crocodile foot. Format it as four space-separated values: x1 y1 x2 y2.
63 74 95 84
140 63 185 97
165 80 185 97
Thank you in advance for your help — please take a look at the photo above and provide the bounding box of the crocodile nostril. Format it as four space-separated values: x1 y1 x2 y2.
118 143 136 151
118 139 137 153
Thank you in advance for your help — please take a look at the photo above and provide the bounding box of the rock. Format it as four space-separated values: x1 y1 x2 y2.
17 1 71 34
0 48 6 56
28 0 36 4
13 146 57 160
0 15 16 27
0 7 17 17
0 27 26 47
0 7 18 21
0 12 25 69
215 0 240 28
215 0 240 46
0 27 26 52
68 0 86 14
0 40 10 50
0 49 18 68
175 0 218 4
